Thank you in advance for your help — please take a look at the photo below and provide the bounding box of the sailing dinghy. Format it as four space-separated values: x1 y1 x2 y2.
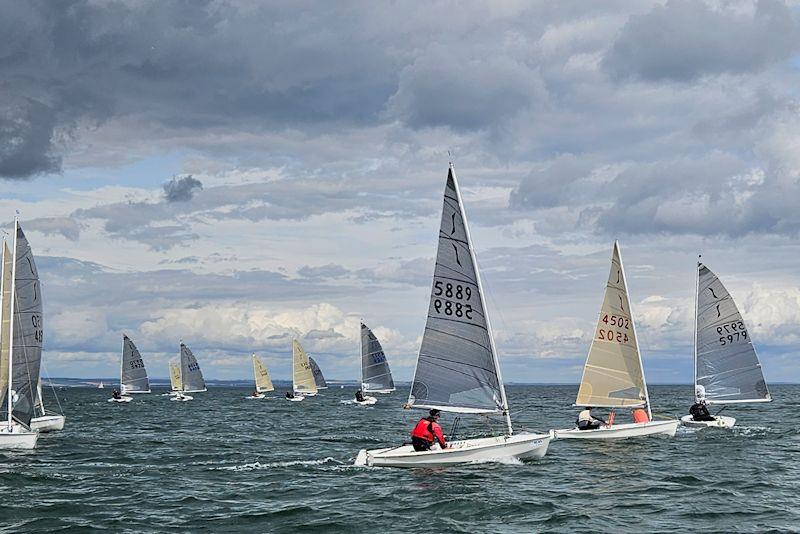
0 222 44 449
245 354 274 399
30 378 66 432
555 242 678 440
681 261 770 428
109 335 150 403
356 322 394 405
355 166 552 467
309 356 327 391
288 339 316 401
171 343 206 402
162 360 181 395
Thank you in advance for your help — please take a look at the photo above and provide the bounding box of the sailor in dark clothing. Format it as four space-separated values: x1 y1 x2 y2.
355 389 365 402
112 389 121 400
285 391 294 399
689 401 715 421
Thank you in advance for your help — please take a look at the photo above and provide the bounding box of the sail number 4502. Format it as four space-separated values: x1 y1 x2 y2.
601 314 629 329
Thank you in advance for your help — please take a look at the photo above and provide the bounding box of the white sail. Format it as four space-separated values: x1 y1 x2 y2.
292 339 317 395
408 166 511 432
179 343 206 392
252 354 274 393
575 241 649 414
169 361 181 392
121 335 150 394
0 242 11 409
360 322 395 393
694 263 770 404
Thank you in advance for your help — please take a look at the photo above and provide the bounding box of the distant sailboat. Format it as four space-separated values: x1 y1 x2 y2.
98 381 105 389
356 165 552 467
0 221 44 449
246 354 274 399
171 343 206 402
681 261 771 428
354 322 395 405
109 335 150 403
288 339 317 401
555 241 679 439
30 377 66 432
167 360 181 395
309 356 327 390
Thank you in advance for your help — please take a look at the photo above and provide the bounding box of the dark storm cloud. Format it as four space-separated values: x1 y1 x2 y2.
163 175 203 202
0 98 62 178
604 0 800 82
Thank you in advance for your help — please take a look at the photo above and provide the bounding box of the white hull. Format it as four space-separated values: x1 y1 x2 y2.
30 414 66 432
355 432 552 468
295 391 316 397
286 396 304 402
245 394 266 399
0 425 38 450
171 394 193 402
355 396 377 406
364 389 395 394
108 396 133 403
555 419 679 440
680 414 736 428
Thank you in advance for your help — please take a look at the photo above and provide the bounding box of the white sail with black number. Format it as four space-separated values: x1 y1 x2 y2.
252 354 274 393
308 356 327 389
695 263 770 404
179 343 206 393
121 335 150 394
575 241 649 411
408 166 509 418
360 322 395 393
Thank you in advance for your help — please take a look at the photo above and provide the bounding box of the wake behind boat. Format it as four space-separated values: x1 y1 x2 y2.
682 260 771 429
555 242 678 440
355 165 551 467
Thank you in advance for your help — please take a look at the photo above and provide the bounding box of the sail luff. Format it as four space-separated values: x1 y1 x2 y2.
6 227 16 429
692 259 700 400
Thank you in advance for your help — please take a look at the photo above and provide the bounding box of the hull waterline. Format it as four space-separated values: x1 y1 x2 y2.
555 419 679 440
680 414 736 428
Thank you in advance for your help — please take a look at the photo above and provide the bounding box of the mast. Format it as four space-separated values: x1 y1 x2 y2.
359 322 364 390
7 218 18 429
120 335 124 394
692 256 700 402
616 241 651 420
179 342 184 392
292 339 296 393
0 239 5 426
450 164 513 435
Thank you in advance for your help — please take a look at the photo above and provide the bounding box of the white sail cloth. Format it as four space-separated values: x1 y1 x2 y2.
179 343 206 392
292 340 317 395
121 335 150 394
252 354 274 392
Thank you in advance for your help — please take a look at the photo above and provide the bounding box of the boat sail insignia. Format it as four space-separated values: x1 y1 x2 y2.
355 165 552 467
360 322 395 394
171 343 206 401
681 260 771 428
109 334 151 403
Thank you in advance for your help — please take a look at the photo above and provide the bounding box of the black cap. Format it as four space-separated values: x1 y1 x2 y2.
429 409 441 417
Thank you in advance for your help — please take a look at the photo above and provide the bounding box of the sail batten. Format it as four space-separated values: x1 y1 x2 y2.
121 335 150 394
694 263 770 404
360 323 395 393
408 167 509 420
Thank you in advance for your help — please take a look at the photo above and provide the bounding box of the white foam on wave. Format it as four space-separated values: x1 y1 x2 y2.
468 456 524 466
217 457 339 471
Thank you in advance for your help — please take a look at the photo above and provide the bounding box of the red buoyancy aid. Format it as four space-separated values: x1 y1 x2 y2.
411 417 446 447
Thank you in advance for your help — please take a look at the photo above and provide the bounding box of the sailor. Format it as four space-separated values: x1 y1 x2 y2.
632 408 649 423
285 391 294 399
251 391 260 398
411 409 448 451
112 389 121 400
355 389 365 403
577 407 606 430
689 401 715 421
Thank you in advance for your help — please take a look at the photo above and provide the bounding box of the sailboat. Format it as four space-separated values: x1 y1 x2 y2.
355 166 552 467
170 343 206 402
288 339 316 401
98 381 105 389
680 260 771 428
30 378 66 432
0 221 44 449
555 242 679 439
309 356 327 391
166 360 181 395
245 354 274 399
109 334 150 403
356 322 395 405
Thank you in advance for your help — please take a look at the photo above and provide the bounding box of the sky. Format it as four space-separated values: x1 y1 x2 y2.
2 0 800 384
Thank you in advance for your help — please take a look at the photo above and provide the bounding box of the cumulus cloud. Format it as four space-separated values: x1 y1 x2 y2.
163 175 203 202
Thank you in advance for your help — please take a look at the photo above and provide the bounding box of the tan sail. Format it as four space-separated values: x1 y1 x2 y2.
169 361 181 391
292 339 317 394
252 354 274 392
576 241 648 409
0 242 11 407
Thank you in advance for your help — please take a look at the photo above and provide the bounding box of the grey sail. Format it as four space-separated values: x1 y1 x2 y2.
308 356 327 389
121 335 150 394
408 167 506 415
695 263 770 404
180 343 206 392
360 322 395 393
8 224 43 428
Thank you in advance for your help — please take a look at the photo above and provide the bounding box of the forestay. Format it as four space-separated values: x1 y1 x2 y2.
576 241 648 410
0 242 11 409
408 167 506 415
121 335 150 394
252 354 274 392
292 340 317 394
309 356 327 389
180 344 206 392
695 263 770 404
360 322 395 393
169 361 181 391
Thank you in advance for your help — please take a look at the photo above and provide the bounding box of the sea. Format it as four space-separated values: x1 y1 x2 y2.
1 384 798 533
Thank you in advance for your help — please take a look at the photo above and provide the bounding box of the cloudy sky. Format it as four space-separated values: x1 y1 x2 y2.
2 0 799 384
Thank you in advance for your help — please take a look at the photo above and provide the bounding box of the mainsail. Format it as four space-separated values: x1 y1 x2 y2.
408 166 510 426
0 242 12 409
309 356 327 389
575 241 649 413
121 335 150 394
252 354 274 393
694 263 770 404
360 322 395 393
292 339 317 395
179 343 206 392
6 223 44 428
169 361 181 392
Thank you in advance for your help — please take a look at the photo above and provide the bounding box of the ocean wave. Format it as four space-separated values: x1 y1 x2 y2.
215 457 340 471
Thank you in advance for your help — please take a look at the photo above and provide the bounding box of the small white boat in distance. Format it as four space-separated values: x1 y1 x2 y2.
555 242 678 440
171 392 193 402
98 381 104 389
290 339 317 399
681 260 771 429
245 354 274 399
30 378 66 432
356 166 552 467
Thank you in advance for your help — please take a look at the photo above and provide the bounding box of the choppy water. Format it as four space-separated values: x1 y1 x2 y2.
1 384 798 533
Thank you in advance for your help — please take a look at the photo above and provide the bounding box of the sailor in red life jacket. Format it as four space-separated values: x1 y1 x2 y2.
411 409 447 451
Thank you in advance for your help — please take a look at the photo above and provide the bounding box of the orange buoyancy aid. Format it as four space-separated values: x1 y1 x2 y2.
632 408 649 423
411 417 446 446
